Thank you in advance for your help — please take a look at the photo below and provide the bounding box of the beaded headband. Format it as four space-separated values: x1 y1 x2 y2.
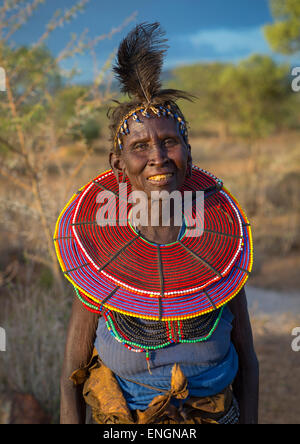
114 103 189 151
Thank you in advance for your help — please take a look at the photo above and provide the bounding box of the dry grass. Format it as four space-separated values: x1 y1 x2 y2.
0 267 72 423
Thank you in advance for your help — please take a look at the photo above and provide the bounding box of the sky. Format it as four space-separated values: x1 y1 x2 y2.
5 0 299 83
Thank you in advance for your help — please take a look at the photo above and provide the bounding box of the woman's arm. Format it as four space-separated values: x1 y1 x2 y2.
228 286 259 424
60 295 100 424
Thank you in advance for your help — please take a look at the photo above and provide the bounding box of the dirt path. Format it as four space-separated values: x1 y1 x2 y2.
246 285 300 318
245 286 300 424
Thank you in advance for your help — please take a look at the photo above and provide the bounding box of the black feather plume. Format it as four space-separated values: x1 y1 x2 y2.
113 22 168 103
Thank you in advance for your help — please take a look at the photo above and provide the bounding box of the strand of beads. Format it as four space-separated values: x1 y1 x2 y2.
103 307 224 352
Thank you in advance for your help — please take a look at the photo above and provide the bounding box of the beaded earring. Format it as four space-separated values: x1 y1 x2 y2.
186 163 192 178
121 170 127 183
117 170 126 184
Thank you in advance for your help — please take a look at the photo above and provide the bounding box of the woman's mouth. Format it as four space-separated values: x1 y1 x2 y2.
147 173 174 185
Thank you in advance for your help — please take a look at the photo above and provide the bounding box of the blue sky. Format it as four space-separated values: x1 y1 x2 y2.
6 0 299 83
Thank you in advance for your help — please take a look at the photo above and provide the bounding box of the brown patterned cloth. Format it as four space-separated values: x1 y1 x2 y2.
70 349 239 424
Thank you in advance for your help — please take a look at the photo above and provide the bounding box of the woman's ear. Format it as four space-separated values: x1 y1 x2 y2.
109 152 126 184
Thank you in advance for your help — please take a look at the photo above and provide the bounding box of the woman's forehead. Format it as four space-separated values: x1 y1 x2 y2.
125 114 180 140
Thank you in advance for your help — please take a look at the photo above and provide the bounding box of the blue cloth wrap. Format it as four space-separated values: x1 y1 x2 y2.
94 305 238 410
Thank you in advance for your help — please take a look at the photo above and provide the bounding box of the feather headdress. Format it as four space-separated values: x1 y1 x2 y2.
113 22 192 106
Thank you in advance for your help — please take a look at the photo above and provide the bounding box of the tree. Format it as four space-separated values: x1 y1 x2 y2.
0 0 136 286
219 55 294 139
264 0 300 54
168 63 233 138
169 55 296 140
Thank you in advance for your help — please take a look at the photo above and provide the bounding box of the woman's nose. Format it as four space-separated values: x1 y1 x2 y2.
148 144 168 166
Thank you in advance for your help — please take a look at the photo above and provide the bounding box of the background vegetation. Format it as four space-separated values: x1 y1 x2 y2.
0 0 299 424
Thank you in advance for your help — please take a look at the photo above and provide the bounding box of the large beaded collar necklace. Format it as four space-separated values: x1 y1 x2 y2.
54 165 253 359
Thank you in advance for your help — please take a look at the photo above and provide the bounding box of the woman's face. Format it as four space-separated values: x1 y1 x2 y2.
110 114 192 197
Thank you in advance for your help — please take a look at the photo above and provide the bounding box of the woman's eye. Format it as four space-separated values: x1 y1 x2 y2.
164 138 177 147
133 142 148 150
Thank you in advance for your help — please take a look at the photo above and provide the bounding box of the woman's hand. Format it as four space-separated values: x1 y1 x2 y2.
60 295 100 424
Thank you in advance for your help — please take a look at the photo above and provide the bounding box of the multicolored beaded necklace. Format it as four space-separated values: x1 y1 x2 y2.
74 285 224 372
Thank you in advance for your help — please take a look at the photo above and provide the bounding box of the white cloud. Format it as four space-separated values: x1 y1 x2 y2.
181 26 270 55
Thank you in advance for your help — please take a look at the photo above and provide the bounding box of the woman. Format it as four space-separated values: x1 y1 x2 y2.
56 23 259 424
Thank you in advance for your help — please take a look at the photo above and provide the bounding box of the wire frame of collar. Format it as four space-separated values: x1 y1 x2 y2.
114 103 189 151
